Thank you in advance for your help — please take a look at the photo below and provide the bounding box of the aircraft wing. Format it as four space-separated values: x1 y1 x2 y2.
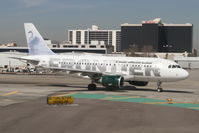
49 67 111 75
10 57 133 80
9 57 40 65
49 67 131 80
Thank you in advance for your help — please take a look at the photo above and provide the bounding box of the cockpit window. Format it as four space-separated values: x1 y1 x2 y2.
168 65 181 68
177 65 181 68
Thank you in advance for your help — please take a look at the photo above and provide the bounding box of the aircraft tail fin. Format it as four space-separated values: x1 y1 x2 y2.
24 23 55 55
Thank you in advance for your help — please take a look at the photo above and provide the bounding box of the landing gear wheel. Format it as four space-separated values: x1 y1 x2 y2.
157 88 163 92
157 81 163 92
88 84 97 91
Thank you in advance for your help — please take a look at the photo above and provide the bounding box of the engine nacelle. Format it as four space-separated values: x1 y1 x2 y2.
99 75 124 89
128 81 148 86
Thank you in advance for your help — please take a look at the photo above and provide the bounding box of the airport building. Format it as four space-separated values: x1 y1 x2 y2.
174 56 199 69
68 25 121 52
0 39 107 54
0 47 106 54
121 18 193 53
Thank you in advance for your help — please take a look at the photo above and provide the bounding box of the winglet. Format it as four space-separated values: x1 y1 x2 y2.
24 23 55 55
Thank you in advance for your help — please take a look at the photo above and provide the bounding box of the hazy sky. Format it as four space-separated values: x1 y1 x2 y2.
0 0 199 51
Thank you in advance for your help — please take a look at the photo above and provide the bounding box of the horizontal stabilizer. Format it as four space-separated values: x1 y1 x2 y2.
9 57 40 65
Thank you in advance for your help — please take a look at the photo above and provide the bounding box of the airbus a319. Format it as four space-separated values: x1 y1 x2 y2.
12 23 189 92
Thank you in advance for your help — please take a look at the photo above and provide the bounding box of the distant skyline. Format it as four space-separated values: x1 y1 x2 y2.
0 0 199 52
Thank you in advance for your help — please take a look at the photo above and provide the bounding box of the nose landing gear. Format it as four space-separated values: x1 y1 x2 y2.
157 81 163 92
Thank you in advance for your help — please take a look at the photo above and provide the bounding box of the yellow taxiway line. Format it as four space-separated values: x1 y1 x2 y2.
54 92 77 97
0 91 19 96
144 101 199 104
102 96 140 100
189 107 199 110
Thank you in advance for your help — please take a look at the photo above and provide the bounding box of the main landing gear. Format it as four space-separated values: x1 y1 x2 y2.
157 81 163 92
88 83 97 91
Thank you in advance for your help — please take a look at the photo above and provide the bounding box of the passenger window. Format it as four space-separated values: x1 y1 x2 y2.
172 65 176 68
168 65 171 68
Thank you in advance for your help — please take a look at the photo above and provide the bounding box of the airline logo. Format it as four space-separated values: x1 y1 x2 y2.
48 58 161 77
28 31 34 40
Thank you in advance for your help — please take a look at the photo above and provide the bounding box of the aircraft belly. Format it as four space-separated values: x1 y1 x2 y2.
133 76 149 82
132 75 162 82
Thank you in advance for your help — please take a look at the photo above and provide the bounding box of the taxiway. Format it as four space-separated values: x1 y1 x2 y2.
0 70 199 133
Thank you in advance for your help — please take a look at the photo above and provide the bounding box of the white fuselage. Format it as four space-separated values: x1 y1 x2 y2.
22 53 189 82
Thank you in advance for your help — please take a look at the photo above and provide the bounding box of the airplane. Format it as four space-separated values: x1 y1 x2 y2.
12 23 189 92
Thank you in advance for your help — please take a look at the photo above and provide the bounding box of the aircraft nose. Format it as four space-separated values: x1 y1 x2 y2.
180 69 189 79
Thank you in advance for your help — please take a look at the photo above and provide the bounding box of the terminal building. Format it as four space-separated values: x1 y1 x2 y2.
0 47 106 54
121 18 193 53
68 25 121 52
0 39 107 54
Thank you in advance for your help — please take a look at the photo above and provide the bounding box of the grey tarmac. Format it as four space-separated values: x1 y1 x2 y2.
0 69 199 133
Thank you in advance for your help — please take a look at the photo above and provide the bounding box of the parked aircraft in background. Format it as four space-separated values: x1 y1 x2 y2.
12 23 189 92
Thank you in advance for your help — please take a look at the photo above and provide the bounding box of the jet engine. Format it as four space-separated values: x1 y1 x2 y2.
99 75 124 89
128 81 148 86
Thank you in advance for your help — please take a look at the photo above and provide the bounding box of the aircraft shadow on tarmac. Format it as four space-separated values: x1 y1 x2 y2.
39 84 193 94
37 84 86 88
123 86 193 93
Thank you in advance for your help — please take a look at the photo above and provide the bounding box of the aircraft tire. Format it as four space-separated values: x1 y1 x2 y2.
88 84 96 91
157 88 163 92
